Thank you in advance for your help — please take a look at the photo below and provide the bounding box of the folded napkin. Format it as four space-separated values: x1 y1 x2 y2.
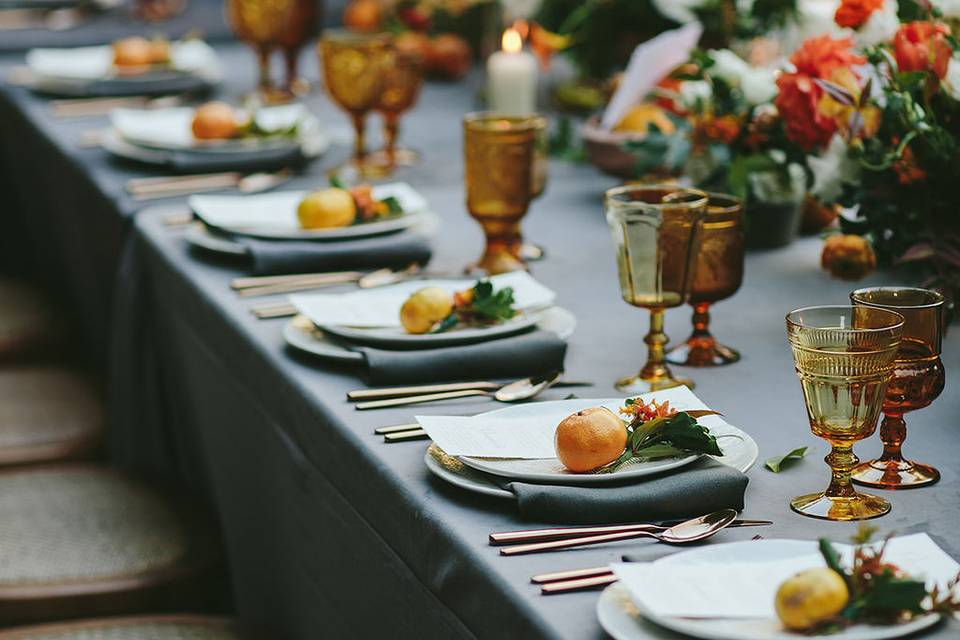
352 329 567 385
152 146 307 174
505 459 748 524
81 74 213 98
237 232 433 276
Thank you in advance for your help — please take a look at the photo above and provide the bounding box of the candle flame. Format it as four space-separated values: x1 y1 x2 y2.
502 28 522 54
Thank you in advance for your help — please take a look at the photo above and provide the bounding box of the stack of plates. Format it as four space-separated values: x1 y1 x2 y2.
284 271 576 364
184 181 433 258
103 103 328 170
26 40 221 97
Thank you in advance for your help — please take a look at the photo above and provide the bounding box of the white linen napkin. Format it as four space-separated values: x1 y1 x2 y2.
291 271 556 330
26 39 221 81
111 103 308 150
189 183 428 233
612 534 960 619
416 386 728 459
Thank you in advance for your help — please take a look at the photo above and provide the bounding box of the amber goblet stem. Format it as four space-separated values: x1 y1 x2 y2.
691 302 713 342
382 112 399 170
876 413 907 464
256 46 272 92
283 48 299 95
825 445 859 500
351 112 367 166
640 309 670 381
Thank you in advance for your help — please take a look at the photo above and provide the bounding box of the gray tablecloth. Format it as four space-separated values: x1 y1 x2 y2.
115 204 960 639
0 35 957 640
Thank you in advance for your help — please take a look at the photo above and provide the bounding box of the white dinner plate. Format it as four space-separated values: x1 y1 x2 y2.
597 540 943 640
453 397 752 485
189 182 426 241
424 419 758 499
283 307 577 363
26 40 222 95
112 104 309 153
321 307 548 348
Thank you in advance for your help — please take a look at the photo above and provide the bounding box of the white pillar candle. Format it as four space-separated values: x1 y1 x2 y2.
487 28 538 115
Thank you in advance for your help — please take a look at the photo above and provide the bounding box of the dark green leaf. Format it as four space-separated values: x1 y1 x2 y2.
764 446 808 473
860 575 927 614
819 538 847 578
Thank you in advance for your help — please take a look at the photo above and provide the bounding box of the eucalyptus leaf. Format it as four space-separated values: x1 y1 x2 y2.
764 446 808 473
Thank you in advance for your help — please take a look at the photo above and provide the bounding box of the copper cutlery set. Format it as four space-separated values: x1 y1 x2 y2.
491 513 771 594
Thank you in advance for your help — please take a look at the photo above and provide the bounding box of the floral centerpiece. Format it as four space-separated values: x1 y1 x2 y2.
790 0 960 301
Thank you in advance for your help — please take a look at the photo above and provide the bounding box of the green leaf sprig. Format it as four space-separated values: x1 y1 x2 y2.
764 446 807 473
431 280 518 334
602 401 723 473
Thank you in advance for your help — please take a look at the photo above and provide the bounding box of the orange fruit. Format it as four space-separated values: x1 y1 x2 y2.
343 0 382 33
775 568 849 631
555 407 628 473
297 188 357 230
191 102 240 140
112 37 154 68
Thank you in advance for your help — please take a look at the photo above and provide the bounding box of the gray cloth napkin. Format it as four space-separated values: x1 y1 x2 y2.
352 329 567 385
36 72 213 98
505 460 748 524
156 145 306 173
235 232 433 276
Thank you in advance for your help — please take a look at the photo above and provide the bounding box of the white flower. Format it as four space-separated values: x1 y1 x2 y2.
808 134 859 203
943 57 960 101
710 49 751 85
678 80 712 109
708 49 777 105
652 0 705 24
783 0 845 54
931 0 960 18
741 68 778 105
855 0 898 46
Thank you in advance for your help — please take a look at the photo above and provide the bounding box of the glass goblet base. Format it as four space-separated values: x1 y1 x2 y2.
790 491 890 521
852 459 940 489
519 243 546 262
615 371 694 394
368 147 420 168
665 337 740 367
327 157 393 185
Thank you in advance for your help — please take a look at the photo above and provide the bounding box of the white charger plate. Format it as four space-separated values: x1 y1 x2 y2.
321 307 548 348
424 418 757 498
597 539 942 640
189 182 426 241
26 40 222 94
283 306 577 363
112 104 308 153
455 398 756 485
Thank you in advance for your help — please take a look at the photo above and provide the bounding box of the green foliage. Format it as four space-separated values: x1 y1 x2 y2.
469 281 517 323
604 409 723 472
764 446 807 473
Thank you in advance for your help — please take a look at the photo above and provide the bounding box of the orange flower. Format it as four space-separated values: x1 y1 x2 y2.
693 114 742 146
821 234 877 280
835 0 884 29
893 22 951 79
893 144 927 184
775 36 865 151
621 398 676 422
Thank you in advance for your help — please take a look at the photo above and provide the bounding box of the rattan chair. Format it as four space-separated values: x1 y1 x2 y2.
0 367 103 466
0 465 222 626
0 615 247 639
0 278 60 360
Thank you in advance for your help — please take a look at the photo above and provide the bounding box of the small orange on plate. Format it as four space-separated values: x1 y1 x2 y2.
555 407 628 473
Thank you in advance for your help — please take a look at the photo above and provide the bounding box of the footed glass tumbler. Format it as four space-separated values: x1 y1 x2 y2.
850 287 945 489
605 185 707 393
319 31 392 179
786 305 904 521
463 112 545 275
666 193 744 367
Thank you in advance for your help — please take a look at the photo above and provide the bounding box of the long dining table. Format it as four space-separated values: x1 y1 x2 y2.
1 35 959 640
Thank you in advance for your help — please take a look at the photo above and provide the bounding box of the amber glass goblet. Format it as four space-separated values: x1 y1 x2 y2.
371 48 424 173
463 112 545 275
786 306 904 521
605 185 708 393
666 193 744 367
849 287 946 489
319 31 392 179
276 0 323 98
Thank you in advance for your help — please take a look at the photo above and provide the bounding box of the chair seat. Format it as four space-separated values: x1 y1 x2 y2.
0 615 245 639
0 278 60 359
0 465 221 625
0 367 103 466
